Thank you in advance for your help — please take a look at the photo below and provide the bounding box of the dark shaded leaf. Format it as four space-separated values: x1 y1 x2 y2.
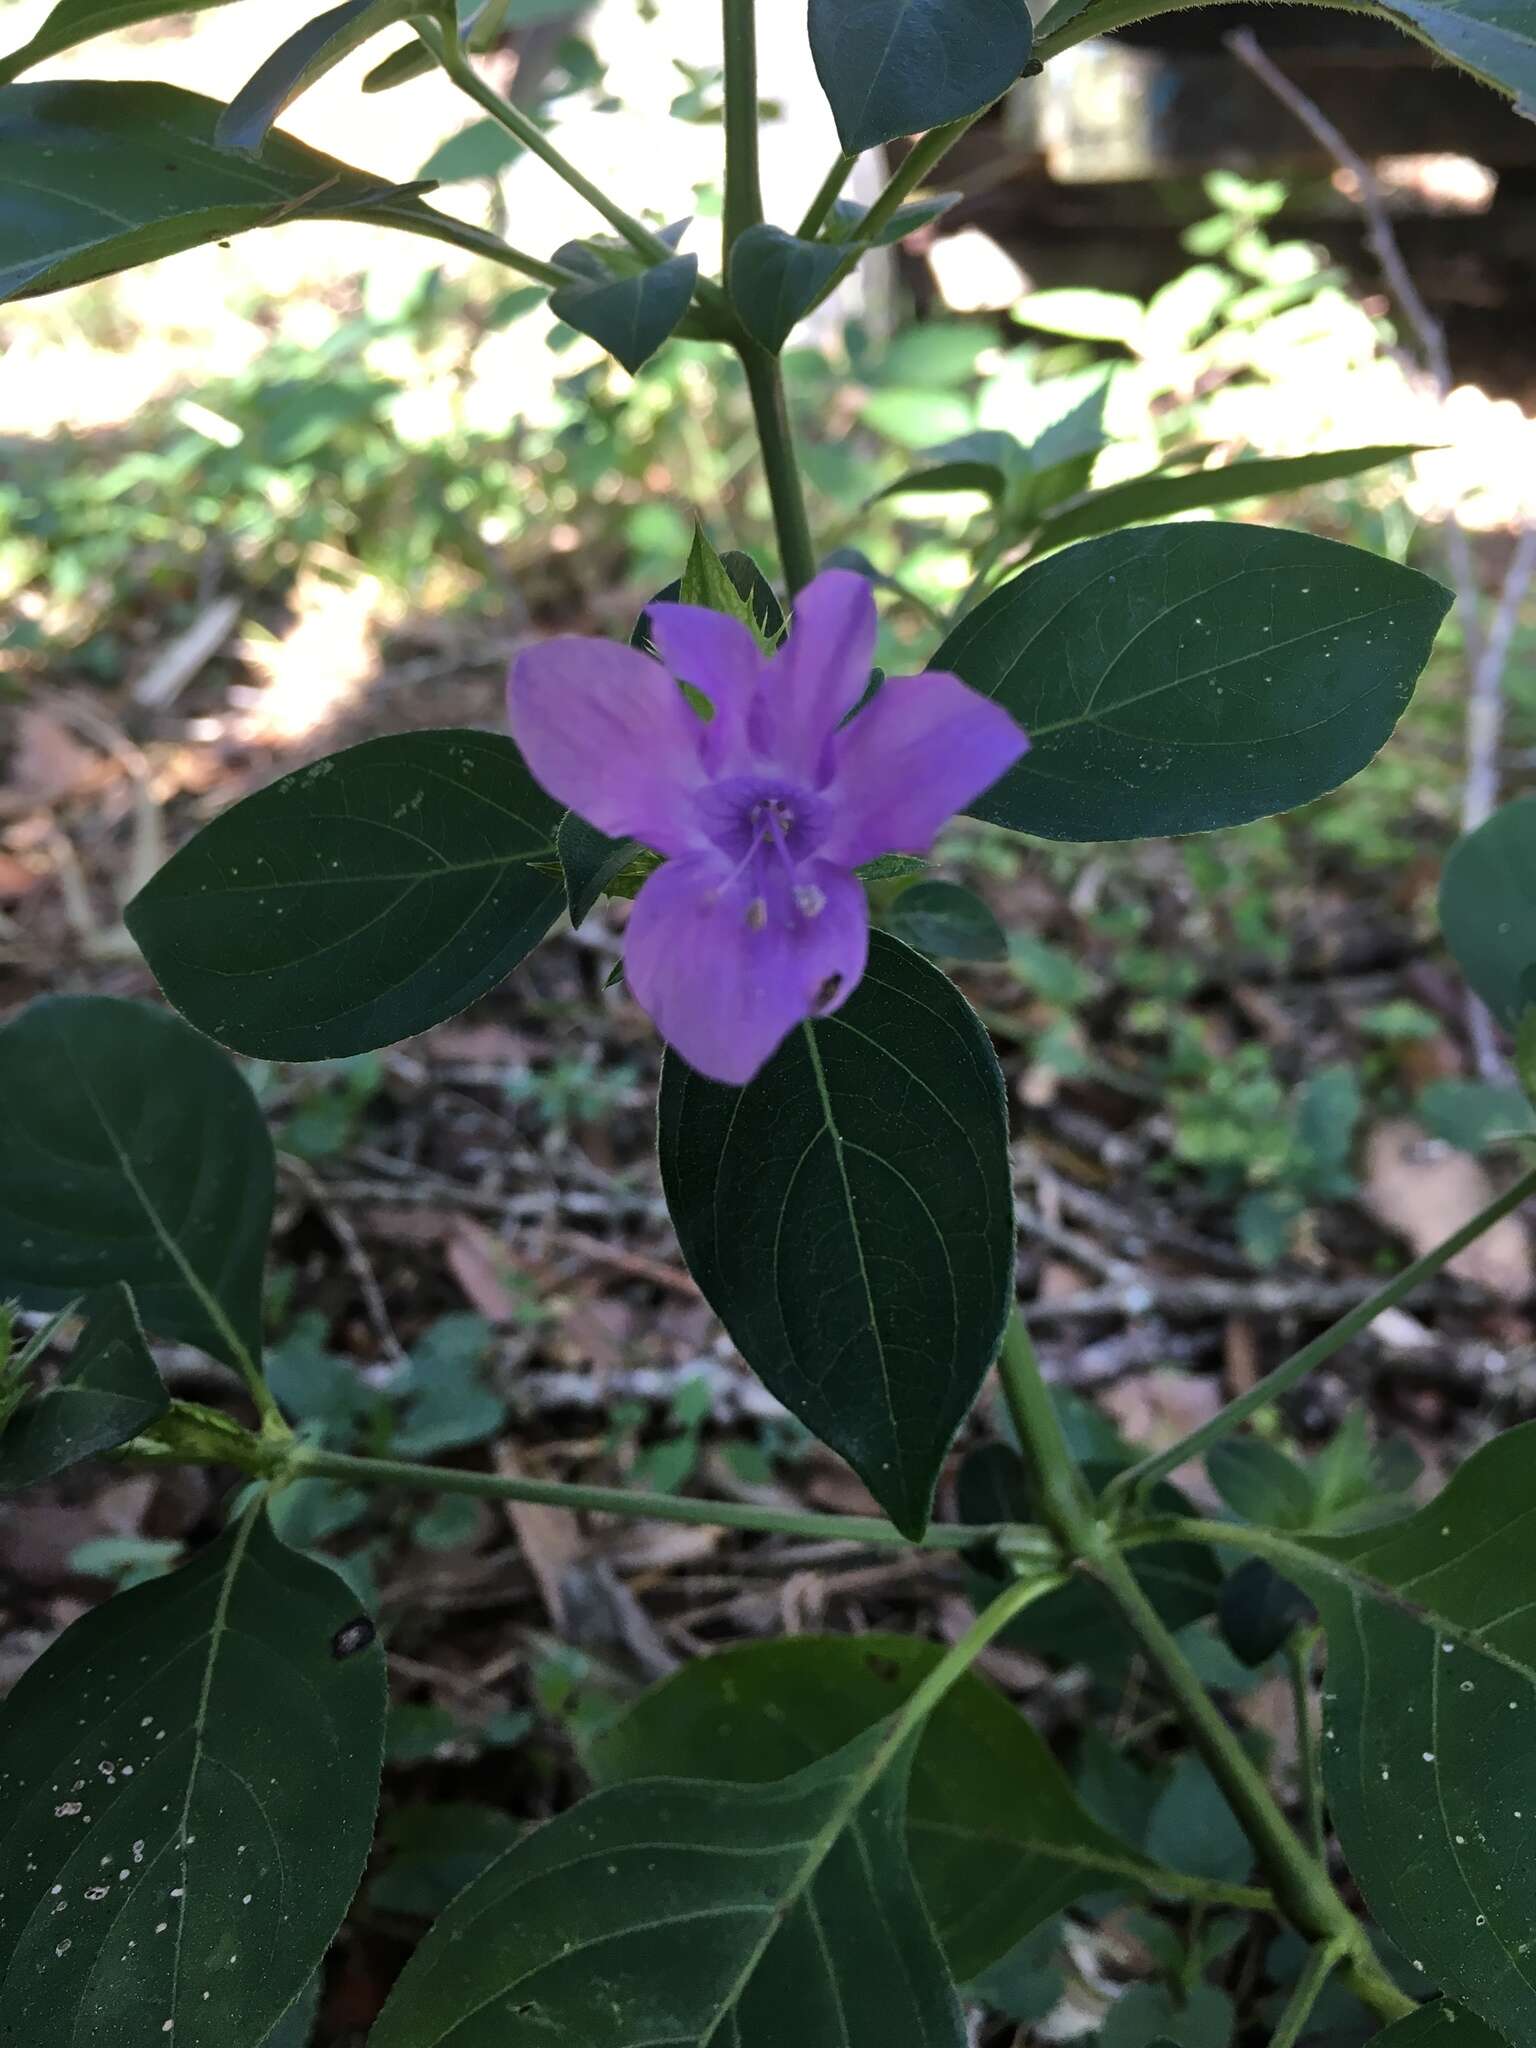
0 995 272 1368
658 934 1013 1537
0 1508 384 2048
1031 445 1424 554
827 191 960 244
935 525 1451 841
0 1 237 84
372 1721 963 2048
417 117 525 183
1372 2006 1506 2045
550 250 697 373
1144 1757 1252 1885
1377 0 1536 116
1206 1437 1316 1530
729 223 848 352
0 1283 167 1494
872 429 1022 504
127 730 564 1062
885 879 1008 960
0 81 496 305
1419 1078 1536 1152
1217 1558 1314 1668
219 1 451 155
1440 793 1536 1025
589 1634 1166 1979
556 811 638 926
809 0 1033 152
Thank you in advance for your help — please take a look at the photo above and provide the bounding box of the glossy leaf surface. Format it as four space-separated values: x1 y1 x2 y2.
658 934 1013 1537
0 1510 385 2048
0 1284 167 1495
550 251 698 373
729 224 848 351
0 81 489 305
808 0 1033 152
0 996 272 1368
589 1633 1170 1980
372 1721 962 2048
127 730 564 1062
935 525 1450 841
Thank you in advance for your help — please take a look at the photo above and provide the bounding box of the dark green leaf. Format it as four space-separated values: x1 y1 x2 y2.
1099 1984 1235 2048
1206 1437 1316 1530
658 933 1013 1537
1264 1422 1536 2042
1440 794 1536 1026
1372 2006 1506 2045
729 223 848 352
935 525 1451 842
678 523 769 640
1377 0 1536 117
885 879 1008 961
1217 1559 1314 1667
362 0 511 92
1031 446 1424 554
873 429 1023 504
635 549 786 653
0 995 271 1368
808 0 1033 152
1419 1078 1536 1152
556 811 638 927
219 1 450 155
1144 1757 1251 1886
588 1633 1166 1980
369 1802 522 1918
0 81 489 306
0 1508 384 2048
550 250 697 374
372 1721 962 2048
0 1283 167 1494
0 1 237 84
260 1975 321 2048
127 730 564 1062
827 191 960 245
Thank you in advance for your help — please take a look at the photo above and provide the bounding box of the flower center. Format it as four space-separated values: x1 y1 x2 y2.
695 776 831 931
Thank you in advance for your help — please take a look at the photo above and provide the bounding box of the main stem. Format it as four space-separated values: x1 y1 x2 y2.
995 1308 1415 2025
1107 1160 1536 1507
721 0 764 253
739 343 819 593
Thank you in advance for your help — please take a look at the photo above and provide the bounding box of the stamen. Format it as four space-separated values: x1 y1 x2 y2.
744 896 768 931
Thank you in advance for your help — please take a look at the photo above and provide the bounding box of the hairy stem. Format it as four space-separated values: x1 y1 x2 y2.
721 0 764 253
289 1443 996 1552
996 1311 1414 2025
797 153 857 240
1106 1160 1536 1508
738 343 819 592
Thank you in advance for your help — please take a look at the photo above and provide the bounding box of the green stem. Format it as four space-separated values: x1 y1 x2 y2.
886 1567 1070 1748
806 115 979 315
995 1311 1414 2027
1106 1161 1536 1510
796 153 857 239
950 525 1013 623
290 1444 996 1552
1288 1628 1328 1863
721 0 764 253
1268 1937 1348 2048
738 342 819 592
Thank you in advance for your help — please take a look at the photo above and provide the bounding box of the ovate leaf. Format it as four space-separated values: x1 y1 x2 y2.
658 933 1013 1537
0 995 272 1368
0 1508 385 2048
550 250 698 373
809 0 1033 153
126 730 564 1062
556 811 639 926
1263 1423 1536 2042
1439 793 1536 1025
0 1 236 84
589 1633 1177 1980
1372 2006 1506 2045
0 1283 167 1495
372 1721 962 2048
1378 0 1536 117
827 191 960 244
729 223 848 352
1031 445 1424 554
885 879 1008 961
935 524 1451 841
0 82 495 306
219 1 453 155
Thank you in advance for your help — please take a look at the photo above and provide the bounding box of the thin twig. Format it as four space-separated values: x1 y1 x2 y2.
280 1154 408 1365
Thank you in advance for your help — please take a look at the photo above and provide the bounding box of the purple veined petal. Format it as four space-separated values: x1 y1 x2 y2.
645 602 764 773
624 854 869 1086
821 670 1030 868
755 568 878 780
507 637 711 854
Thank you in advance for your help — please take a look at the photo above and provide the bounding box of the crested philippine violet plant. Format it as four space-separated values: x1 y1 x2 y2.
7 3 1536 2046
508 568 1028 1081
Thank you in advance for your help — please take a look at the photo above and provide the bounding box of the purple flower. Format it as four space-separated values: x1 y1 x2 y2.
507 568 1028 1085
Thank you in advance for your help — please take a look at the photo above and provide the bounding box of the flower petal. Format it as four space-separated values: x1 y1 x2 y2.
625 855 868 1086
757 569 877 779
645 603 764 772
507 637 710 854
822 671 1029 866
